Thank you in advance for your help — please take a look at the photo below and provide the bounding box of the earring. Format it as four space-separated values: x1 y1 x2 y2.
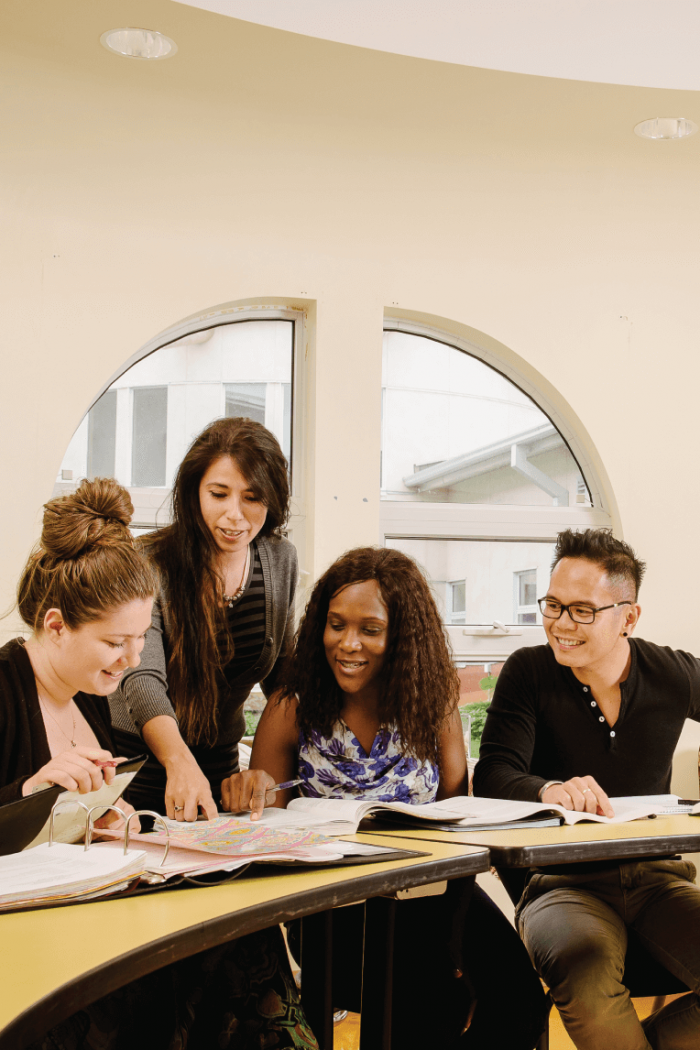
622 631 628 637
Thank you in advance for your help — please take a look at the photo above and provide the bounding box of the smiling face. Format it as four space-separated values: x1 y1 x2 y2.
198 455 268 556
543 557 640 680
323 580 389 703
49 598 153 696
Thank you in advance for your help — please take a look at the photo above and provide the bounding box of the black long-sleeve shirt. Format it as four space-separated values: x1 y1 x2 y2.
473 638 700 803
0 638 114 805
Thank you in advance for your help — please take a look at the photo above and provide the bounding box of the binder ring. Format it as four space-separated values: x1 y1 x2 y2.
124 810 171 866
85 805 131 851
48 799 91 847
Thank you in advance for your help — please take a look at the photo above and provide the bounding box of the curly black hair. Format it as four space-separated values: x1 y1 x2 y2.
553 528 645 599
283 547 460 764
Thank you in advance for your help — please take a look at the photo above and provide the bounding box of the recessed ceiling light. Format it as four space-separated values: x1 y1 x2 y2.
100 28 177 61
634 117 697 140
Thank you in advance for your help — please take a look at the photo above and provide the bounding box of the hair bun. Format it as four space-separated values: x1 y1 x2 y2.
41 477 135 560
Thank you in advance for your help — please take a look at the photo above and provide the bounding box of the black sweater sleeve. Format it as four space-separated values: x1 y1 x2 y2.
472 647 549 802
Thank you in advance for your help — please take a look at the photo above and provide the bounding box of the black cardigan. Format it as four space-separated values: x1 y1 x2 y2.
0 638 114 806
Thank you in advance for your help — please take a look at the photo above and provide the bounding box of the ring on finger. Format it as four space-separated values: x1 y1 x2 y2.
582 788 592 795
174 805 184 812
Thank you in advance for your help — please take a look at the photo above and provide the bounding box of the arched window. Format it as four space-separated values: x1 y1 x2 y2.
380 321 612 706
56 308 302 533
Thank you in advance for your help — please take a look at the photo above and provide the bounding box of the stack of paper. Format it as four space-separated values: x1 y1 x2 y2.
0 842 146 911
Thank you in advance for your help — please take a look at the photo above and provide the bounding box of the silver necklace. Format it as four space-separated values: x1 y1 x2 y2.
223 546 251 608
38 693 77 748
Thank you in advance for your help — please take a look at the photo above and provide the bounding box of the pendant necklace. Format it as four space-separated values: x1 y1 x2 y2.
223 545 251 608
38 692 77 748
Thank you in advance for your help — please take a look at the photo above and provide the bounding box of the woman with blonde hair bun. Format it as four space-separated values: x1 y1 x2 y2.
3 478 319 1050
2 476 155 806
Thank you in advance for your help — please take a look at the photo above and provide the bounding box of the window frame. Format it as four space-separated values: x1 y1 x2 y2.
57 304 307 548
380 319 613 661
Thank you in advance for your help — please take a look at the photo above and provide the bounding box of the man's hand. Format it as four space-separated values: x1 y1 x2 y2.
221 770 278 820
541 775 615 818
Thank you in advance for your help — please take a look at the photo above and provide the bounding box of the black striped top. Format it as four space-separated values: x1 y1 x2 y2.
224 544 266 683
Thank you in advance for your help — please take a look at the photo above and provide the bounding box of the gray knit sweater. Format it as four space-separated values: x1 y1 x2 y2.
109 535 298 746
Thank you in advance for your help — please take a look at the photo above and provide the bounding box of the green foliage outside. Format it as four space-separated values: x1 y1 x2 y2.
244 708 262 738
460 700 491 757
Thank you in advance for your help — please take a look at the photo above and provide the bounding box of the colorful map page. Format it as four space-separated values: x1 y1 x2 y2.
147 816 337 856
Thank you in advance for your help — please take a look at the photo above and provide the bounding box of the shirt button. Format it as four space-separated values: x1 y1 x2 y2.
583 686 589 693
590 701 597 707
599 716 605 722
610 731 616 738
267 636 274 645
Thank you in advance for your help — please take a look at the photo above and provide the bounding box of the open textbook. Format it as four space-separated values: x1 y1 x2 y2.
236 794 689 836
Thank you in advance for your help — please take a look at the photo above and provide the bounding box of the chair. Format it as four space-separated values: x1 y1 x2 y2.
496 868 690 1050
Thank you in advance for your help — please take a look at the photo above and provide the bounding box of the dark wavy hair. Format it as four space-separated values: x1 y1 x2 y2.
146 417 290 745
284 547 460 764
553 528 645 599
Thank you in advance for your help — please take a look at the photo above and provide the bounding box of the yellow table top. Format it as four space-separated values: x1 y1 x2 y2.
364 814 700 867
0 833 489 1047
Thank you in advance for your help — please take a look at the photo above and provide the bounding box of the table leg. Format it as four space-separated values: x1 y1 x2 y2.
300 911 334 1050
360 897 397 1050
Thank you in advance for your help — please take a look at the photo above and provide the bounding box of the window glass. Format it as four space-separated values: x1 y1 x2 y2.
382 330 590 507
132 386 167 487
387 536 555 626
87 389 117 479
55 319 294 526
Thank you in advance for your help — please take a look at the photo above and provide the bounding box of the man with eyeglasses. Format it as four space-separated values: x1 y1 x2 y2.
474 528 700 1050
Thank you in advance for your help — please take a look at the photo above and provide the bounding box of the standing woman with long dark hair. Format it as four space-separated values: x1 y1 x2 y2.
110 416 297 820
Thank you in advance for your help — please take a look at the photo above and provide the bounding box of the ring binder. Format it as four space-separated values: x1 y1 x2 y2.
48 800 90 848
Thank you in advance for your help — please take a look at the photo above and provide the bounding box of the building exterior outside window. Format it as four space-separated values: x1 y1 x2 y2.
56 319 294 527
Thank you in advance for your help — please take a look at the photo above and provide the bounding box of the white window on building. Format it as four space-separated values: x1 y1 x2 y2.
448 579 466 625
87 388 117 479
381 322 612 664
55 315 297 529
132 386 168 488
514 568 538 625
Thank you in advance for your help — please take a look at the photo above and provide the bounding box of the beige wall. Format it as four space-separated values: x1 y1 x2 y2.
2 0 700 686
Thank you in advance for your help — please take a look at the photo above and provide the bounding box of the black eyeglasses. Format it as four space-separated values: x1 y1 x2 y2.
537 598 632 625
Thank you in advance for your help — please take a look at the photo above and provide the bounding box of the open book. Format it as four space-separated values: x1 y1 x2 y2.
242 794 678 836
93 815 423 880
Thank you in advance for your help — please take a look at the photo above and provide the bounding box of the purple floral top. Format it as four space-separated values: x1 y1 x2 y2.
298 721 439 804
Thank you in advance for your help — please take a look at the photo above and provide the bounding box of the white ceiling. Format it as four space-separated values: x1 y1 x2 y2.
173 0 700 92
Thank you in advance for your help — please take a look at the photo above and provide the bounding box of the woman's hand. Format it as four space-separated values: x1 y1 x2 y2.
21 746 119 796
164 758 218 822
221 770 278 820
141 715 218 822
93 798 141 834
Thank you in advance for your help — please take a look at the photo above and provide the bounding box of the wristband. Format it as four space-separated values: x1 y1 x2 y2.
538 780 564 801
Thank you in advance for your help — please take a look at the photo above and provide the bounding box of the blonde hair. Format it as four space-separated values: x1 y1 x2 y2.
17 478 156 632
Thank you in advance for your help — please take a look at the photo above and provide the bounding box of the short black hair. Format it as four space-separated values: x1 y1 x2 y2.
552 528 645 599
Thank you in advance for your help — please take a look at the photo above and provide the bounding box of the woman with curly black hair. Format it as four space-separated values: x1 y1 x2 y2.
232 546 547 1050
